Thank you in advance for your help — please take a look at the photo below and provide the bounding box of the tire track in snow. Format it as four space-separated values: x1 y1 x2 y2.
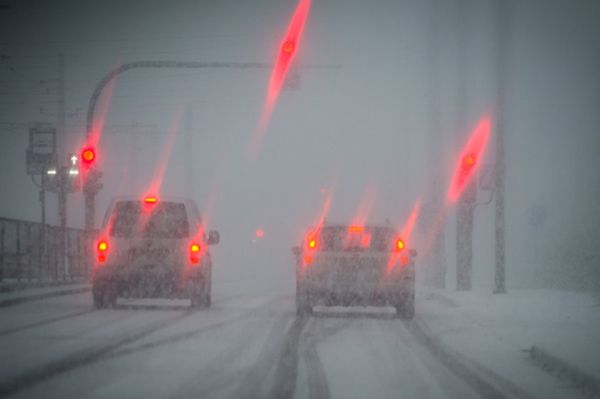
404 318 539 399
267 313 354 399
0 309 94 337
106 294 288 363
0 311 195 397
266 315 308 399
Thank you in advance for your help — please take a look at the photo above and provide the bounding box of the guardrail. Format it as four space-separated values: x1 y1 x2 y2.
0 217 95 282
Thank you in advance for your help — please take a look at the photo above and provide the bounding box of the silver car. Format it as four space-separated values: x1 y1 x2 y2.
92 196 219 309
293 223 417 318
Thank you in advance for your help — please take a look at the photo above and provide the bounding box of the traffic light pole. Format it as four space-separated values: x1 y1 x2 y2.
493 0 509 294
454 0 475 291
84 60 340 231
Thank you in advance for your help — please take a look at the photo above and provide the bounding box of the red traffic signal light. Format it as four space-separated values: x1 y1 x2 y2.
463 154 476 169
282 40 295 55
81 147 96 165
81 148 96 164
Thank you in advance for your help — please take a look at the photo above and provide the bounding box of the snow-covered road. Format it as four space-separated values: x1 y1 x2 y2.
0 287 591 399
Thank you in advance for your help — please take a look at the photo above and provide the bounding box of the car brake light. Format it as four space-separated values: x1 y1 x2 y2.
190 243 201 264
144 196 158 204
396 239 405 251
97 240 108 263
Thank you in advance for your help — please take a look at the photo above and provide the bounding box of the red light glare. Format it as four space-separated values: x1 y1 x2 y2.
448 116 492 203
396 239 405 251
282 40 295 54
360 233 371 248
463 154 476 168
400 255 409 267
308 238 317 249
255 229 265 238
144 196 158 204
190 243 201 265
349 226 365 232
97 240 108 263
81 148 95 163
252 0 311 153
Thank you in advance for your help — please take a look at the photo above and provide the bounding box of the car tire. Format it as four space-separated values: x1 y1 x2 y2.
190 279 210 309
190 290 209 309
93 280 117 309
395 292 415 320
296 284 312 316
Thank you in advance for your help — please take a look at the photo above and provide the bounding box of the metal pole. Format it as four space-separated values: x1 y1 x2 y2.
455 0 475 291
58 167 68 279
425 0 447 288
493 0 508 294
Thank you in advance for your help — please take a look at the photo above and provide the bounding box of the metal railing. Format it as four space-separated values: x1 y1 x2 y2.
0 217 95 283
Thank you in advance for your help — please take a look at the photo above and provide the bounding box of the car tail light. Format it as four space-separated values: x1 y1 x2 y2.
396 238 405 251
97 240 109 263
144 196 158 204
190 243 201 264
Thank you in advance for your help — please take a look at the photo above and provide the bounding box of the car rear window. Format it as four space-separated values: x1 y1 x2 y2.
109 201 190 238
318 226 395 252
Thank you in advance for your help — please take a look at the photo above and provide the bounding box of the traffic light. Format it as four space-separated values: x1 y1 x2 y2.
447 116 491 203
282 40 295 55
81 147 96 168
463 154 476 169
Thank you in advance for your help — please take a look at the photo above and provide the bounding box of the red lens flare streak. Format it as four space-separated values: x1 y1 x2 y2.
447 116 492 203
81 60 120 186
138 110 182 233
387 199 421 274
345 185 377 248
143 109 182 201
251 0 311 154
349 184 378 229
300 188 333 272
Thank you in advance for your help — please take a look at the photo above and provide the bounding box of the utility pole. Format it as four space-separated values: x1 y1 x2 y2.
455 0 475 291
493 0 508 294
425 0 447 288
184 104 194 199
57 53 69 278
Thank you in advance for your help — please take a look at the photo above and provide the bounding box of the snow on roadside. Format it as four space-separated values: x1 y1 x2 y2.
417 286 600 399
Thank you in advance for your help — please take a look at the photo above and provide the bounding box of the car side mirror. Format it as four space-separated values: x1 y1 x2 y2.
208 230 220 245
292 246 301 256
410 249 418 257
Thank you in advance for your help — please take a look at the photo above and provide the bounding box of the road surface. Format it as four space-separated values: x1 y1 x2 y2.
0 284 588 399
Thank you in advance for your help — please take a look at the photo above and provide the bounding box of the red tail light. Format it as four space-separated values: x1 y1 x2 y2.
144 196 158 204
190 243 201 264
97 240 109 263
396 239 405 251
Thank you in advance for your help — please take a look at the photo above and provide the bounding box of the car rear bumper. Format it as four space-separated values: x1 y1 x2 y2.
93 263 209 299
299 280 414 306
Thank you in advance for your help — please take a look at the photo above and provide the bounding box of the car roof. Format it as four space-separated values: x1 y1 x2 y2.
320 222 395 230
110 195 195 204
102 196 201 229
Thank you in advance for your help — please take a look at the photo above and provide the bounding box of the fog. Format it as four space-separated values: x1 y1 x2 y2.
1 0 599 290
2 1 600 398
